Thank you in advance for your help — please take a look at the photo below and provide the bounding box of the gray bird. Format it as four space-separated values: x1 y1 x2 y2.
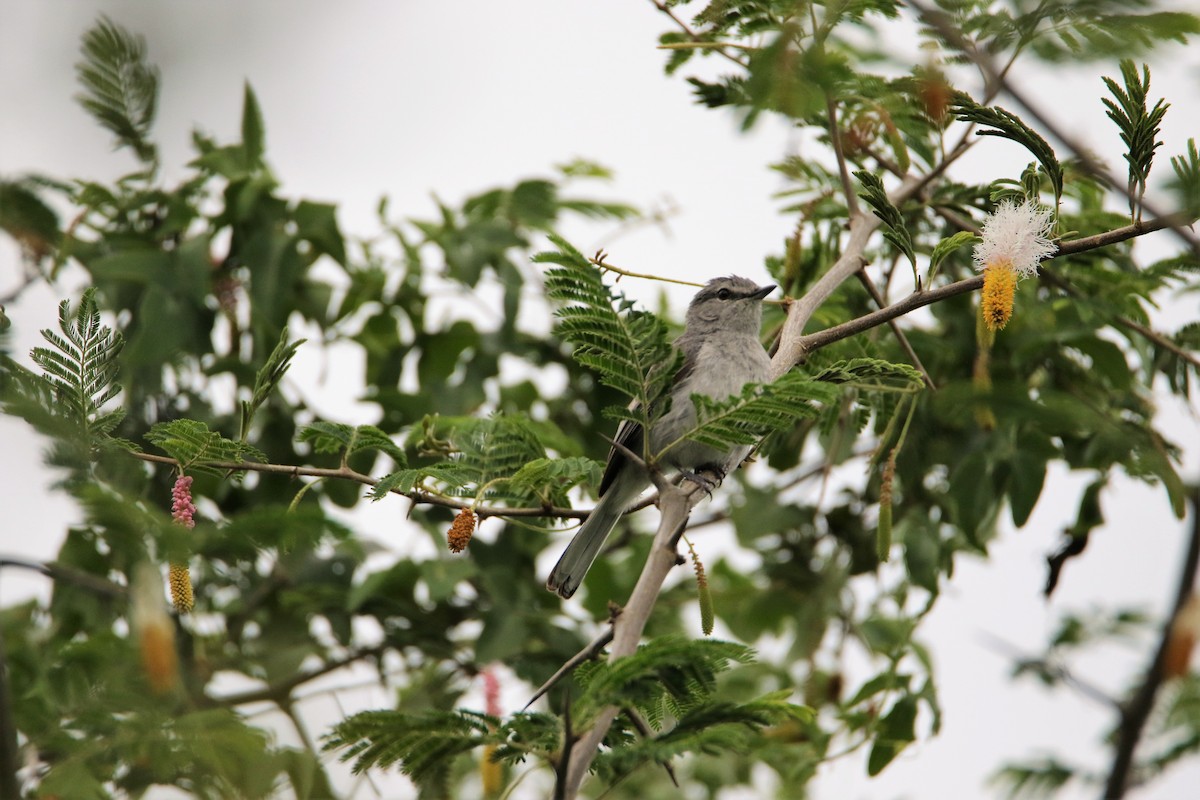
546 276 775 598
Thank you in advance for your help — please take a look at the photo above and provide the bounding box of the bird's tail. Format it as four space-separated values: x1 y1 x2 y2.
546 486 629 599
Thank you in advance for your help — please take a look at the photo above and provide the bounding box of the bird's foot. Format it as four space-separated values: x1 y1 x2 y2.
678 465 725 497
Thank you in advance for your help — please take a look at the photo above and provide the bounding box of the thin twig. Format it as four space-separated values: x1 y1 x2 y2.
649 0 748 68
207 646 386 707
907 0 1200 253
796 214 1191 356
856 269 936 390
560 481 702 797
525 627 615 710
130 452 589 520
590 251 703 289
827 95 862 218
1103 486 1200 798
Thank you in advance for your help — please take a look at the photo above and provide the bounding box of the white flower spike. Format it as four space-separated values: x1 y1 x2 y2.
973 200 1056 331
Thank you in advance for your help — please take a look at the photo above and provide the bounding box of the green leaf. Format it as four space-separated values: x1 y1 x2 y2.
927 231 979 286
74 16 159 163
952 95 1063 202
1009 450 1048 527
0 179 62 257
241 81 266 166
146 419 266 474
854 170 916 272
298 421 406 465
323 709 492 782
867 695 917 775
1169 138 1200 216
1102 61 1168 222
811 357 924 391
239 329 306 440
536 235 679 427
503 456 601 508
669 372 836 455
28 289 125 447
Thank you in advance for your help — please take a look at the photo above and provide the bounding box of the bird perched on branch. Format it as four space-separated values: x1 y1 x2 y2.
546 276 775 598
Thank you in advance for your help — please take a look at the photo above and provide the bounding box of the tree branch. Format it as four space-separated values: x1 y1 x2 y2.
129 452 589 520
907 0 1200 253
560 478 703 797
207 646 387 707
794 214 1191 357
1103 486 1200 798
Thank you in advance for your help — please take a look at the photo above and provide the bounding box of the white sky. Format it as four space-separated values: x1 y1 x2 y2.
2 2 1199 799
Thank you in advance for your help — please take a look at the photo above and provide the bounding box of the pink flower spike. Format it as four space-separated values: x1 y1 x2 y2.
482 666 502 718
172 474 196 529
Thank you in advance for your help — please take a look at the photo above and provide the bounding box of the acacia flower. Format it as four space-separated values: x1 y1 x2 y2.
448 507 477 553
973 200 1056 331
132 563 180 695
480 666 503 795
172 474 196 528
170 474 196 613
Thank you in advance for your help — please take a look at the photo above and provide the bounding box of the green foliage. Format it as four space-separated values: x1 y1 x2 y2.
145 419 266 474
952 95 1064 203
1102 61 1168 221
855 170 917 273
1170 138 1200 217
538 235 680 437
75 15 159 163
325 709 494 782
298 421 405 465
0 177 62 258
991 758 1075 798
5 7 1200 800
3 288 134 471
927 230 980 285
240 329 305 441
671 372 836 454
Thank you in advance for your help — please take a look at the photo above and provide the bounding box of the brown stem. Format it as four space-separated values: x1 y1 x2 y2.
794 215 1190 359
130 452 588 520
1103 487 1200 798
208 646 386 707
856 269 936 390
561 479 703 797
907 0 1200 253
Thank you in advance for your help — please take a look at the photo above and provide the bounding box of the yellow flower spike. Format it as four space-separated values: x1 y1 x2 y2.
972 200 1056 331
132 563 180 695
169 563 194 614
981 263 1018 331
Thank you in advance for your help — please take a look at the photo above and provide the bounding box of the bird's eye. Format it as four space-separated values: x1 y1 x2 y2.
716 288 731 300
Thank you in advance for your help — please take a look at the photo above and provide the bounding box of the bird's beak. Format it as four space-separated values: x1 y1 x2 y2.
749 284 776 300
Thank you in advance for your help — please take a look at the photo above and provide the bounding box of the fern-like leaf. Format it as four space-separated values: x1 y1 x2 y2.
577 636 755 722
298 421 406 465
145 419 266 476
811 357 924 390
952 95 1063 203
75 16 159 163
324 709 493 782
28 289 125 447
661 372 838 456
239 329 306 441
855 170 916 275
1102 61 1168 223
1169 138 1200 217
535 235 679 431
370 414 548 505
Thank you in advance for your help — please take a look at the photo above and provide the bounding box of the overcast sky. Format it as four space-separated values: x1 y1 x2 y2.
3 3 1199 798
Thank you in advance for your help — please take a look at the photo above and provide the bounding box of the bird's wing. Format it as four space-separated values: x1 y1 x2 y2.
596 336 699 497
